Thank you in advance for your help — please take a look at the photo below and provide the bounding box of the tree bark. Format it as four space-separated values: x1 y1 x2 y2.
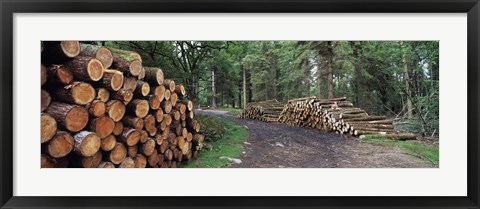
164 79 175 92
64 56 104 82
97 161 115 168
41 89 51 112
42 41 81 64
126 99 150 118
88 116 115 138
326 41 334 99
134 80 150 97
134 154 147 168
80 43 113 68
100 69 124 91
401 41 413 119
112 88 133 103
153 85 166 102
46 64 74 85
44 131 74 158
73 131 101 157
85 100 105 117
53 81 96 105
95 88 110 103
143 67 164 85
105 142 126 165
211 68 216 108
101 134 117 152
45 102 89 132
123 76 137 92
41 113 57 143
105 100 126 122
120 128 141 146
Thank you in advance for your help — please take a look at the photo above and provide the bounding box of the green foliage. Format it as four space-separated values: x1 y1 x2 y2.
182 117 248 168
87 40 439 136
196 115 226 141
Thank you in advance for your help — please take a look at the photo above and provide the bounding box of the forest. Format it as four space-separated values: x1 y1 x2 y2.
83 41 439 136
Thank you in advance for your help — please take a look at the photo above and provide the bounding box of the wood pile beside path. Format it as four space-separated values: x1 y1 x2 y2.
276 96 416 140
41 41 204 168
239 100 284 123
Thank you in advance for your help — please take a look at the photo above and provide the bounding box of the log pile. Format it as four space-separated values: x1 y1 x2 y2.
277 96 416 140
41 41 204 168
239 100 284 123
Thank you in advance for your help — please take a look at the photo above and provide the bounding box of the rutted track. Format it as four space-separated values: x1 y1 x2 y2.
197 110 435 168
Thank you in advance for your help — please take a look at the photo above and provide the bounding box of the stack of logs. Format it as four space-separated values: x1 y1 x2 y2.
277 96 416 140
41 41 204 168
239 100 284 123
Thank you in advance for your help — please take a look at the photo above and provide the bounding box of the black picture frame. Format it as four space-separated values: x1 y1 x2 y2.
1 0 479 208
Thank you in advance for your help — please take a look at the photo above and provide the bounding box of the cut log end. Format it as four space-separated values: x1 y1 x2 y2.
106 100 126 122
87 58 104 81
91 116 115 138
71 82 96 105
60 41 81 58
96 47 113 69
47 131 74 158
64 107 89 132
41 113 57 143
74 131 101 157
129 60 143 76
109 143 127 165
41 89 51 112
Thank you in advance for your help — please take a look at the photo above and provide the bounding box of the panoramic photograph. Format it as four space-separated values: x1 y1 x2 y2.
40 41 439 168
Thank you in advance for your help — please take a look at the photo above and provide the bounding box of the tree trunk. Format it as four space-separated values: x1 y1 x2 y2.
134 80 150 97
134 154 147 168
45 102 89 132
174 85 186 96
111 57 142 77
41 113 57 143
120 128 141 146
112 88 133 103
64 56 104 82
105 100 126 122
46 64 74 85
125 99 149 118
100 134 117 151
41 89 51 112
327 41 334 99
211 68 216 108
44 131 74 158
153 85 166 102
147 95 160 110
143 67 164 85
123 76 137 92
105 142 126 165
53 81 95 105
401 41 413 119
89 116 115 138
42 41 81 64
112 122 124 136
100 69 124 91
80 43 113 68
85 100 105 117
97 161 115 168
95 88 110 103
73 131 101 157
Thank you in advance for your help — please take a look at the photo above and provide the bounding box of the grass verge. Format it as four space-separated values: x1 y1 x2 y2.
360 137 439 166
182 115 248 168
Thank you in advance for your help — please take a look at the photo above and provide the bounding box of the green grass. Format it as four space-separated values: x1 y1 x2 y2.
214 107 243 116
182 116 248 168
360 137 439 166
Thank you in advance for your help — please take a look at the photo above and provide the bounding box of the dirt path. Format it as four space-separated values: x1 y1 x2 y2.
197 110 435 168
